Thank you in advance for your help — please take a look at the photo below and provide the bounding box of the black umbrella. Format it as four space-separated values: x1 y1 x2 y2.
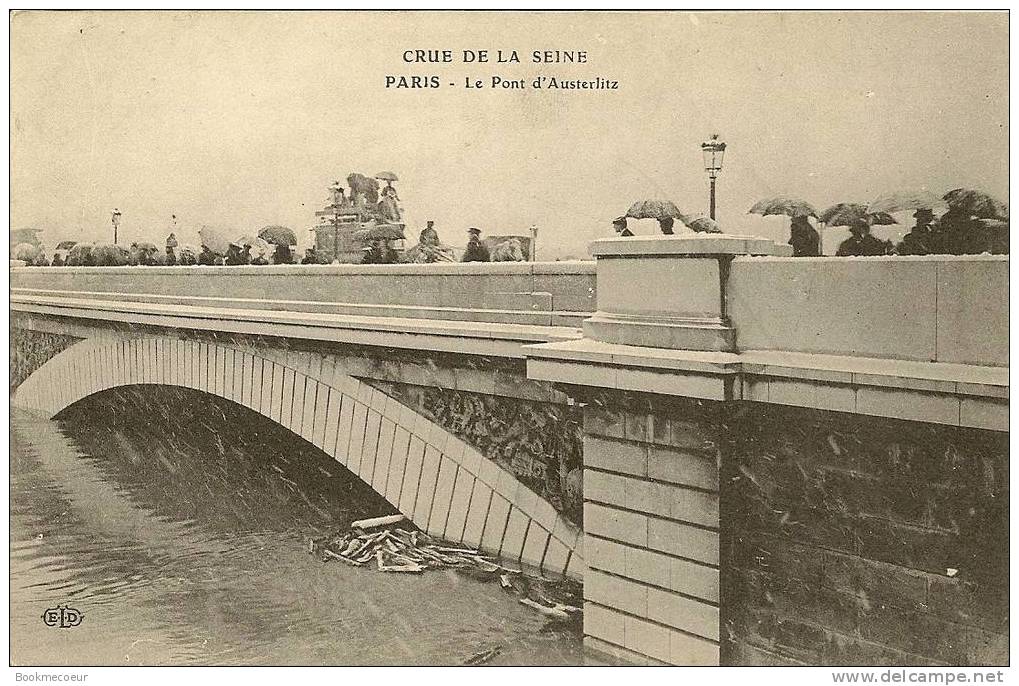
625 199 684 220
943 189 1008 220
749 196 819 218
258 225 297 246
682 216 723 234
867 190 945 215
820 203 897 227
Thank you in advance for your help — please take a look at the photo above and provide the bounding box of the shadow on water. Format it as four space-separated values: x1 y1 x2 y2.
11 386 582 666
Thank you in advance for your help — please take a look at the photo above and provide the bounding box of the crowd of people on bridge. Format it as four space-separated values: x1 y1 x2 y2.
11 223 530 268
610 188 1008 257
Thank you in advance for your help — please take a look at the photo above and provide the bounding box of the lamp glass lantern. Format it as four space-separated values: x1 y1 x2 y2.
111 208 122 244
701 134 726 220
701 134 726 179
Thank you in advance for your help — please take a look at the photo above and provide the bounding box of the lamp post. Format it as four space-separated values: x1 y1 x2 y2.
111 208 122 244
701 134 726 220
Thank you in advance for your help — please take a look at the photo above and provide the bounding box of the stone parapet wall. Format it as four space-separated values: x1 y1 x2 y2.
728 255 1007 366
11 261 597 328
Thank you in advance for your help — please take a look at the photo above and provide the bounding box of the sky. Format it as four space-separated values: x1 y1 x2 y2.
10 11 1009 257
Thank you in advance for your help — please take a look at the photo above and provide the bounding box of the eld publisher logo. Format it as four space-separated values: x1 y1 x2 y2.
41 605 83 629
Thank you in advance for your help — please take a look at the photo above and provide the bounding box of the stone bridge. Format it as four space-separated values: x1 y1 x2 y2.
10 236 1008 667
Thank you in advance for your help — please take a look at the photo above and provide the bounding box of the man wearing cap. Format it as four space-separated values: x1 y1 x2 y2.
836 218 892 257
612 216 633 237
420 220 440 247
896 208 935 255
462 227 491 262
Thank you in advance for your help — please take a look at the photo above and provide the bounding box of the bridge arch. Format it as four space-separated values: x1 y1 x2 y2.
12 335 584 580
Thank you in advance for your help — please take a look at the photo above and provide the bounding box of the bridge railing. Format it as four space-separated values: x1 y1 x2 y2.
10 262 597 328
728 253 1007 367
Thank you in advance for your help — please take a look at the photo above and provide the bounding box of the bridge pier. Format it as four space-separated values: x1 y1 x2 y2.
579 395 724 664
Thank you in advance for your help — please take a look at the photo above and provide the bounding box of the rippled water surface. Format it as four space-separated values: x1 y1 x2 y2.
10 386 582 666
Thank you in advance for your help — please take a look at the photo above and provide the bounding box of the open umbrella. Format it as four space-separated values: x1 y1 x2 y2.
56 240 78 251
625 199 684 220
199 226 231 255
254 237 272 258
13 243 39 262
682 216 723 234
66 242 94 266
375 171 399 186
92 243 132 266
133 241 158 252
820 203 897 227
867 190 946 215
258 225 297 246
237 236 271 258
942 189 1008 220
749 196 819 218
354 224 406 241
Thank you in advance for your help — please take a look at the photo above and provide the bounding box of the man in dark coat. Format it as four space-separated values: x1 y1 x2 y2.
461 227 491 262
420 220 440 246
612 216 633 236
788 215 821 256
301 247 319 265
896 208 935 255
273 244 294 264
197 245 218 265
836 218 892 257
225 242 251 266
933 208 985 255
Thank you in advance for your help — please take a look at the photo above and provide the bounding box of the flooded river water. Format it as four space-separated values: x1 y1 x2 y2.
10 386 582 666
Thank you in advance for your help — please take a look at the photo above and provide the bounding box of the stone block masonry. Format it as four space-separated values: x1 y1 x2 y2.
722 403 1008 666
578 388 1007 667
582 393 723 666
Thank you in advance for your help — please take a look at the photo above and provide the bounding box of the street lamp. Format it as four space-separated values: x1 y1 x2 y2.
701 134 726 220
111 208 122 244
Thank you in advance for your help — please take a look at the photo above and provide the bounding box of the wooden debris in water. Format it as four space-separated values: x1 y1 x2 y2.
307 517 584 626
308 524 508 575
463 647 502 665
351 513 406 530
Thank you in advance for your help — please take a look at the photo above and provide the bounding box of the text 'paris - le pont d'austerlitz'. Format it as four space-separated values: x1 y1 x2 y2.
386 48 619 90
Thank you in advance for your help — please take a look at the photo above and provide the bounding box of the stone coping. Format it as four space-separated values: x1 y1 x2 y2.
12 287 592 328
590 234 792 257
732 253 1008 264
524 338 1007 400
10 260 596 276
